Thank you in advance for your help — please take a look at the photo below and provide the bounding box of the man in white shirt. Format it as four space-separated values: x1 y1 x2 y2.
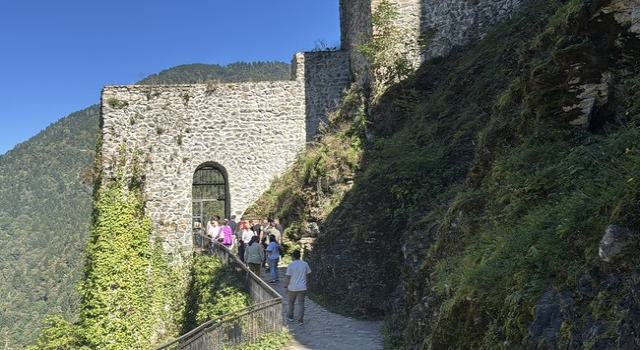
284 249 311 325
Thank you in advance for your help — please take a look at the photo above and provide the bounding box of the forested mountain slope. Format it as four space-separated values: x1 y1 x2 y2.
0 61 290 348
0 106 99 347
247 0 640 348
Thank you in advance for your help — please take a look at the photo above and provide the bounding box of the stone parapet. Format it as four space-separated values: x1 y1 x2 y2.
421 0 531 59
299 51 351 139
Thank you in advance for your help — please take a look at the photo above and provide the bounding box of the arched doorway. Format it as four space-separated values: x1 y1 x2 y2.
192 163 228 233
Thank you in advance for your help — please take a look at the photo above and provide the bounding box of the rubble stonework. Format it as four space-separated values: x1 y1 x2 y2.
340 0 532 80
101 0 535 253
100 51 349 252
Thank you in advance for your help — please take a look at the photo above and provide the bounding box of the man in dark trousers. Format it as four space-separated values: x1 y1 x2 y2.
284 249 311 325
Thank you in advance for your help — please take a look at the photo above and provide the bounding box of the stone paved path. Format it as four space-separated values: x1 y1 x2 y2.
260 265 384 350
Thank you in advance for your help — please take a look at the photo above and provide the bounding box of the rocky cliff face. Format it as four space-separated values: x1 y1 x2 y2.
305 0 640 349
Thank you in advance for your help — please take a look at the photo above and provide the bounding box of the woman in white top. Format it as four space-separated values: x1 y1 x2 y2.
244 235 264 277
238 221 254 262
206 218 220 247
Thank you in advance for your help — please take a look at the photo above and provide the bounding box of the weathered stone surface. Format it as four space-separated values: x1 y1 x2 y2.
565 71 615 127
599 223 633 262
528 288 563 349
600 0 640 34
101 52 349 253
617 281 640 350
340 0 533 81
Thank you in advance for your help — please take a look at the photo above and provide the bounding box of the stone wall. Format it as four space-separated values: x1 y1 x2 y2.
340 0 372 82
100 52 349 253
420 0 532 58
340 0 533 79
299 51 351 139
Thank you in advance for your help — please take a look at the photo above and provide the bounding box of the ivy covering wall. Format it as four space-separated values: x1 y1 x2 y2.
28 147 251 349
27 148 183 349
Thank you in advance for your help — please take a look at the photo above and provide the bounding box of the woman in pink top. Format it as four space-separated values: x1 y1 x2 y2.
219 219 233 247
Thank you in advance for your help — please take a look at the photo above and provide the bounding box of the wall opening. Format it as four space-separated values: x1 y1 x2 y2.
192 163 229 231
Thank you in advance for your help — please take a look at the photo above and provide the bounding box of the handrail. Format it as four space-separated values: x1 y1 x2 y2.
208 236 281 303
152 233 283 350
153 299 282 350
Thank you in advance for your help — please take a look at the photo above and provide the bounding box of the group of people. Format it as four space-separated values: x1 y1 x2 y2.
204 215 311 325
206 215 283 283
205 215 235 247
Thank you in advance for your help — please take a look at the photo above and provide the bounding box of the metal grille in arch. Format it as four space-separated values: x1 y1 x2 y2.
192 165 227 228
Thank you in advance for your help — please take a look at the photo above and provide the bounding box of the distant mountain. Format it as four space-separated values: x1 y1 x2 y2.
0 61 290 348
137 61 291 85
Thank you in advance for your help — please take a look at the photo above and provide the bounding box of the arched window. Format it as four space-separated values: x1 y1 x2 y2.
192 164 228 230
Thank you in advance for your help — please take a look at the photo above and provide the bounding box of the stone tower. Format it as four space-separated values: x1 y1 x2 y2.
339 0 532 82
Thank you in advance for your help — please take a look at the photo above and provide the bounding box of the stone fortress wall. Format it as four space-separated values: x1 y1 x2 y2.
340 0 533 81
100 51 349 252
101 0 534 252
420 0 530 58
298 51 351 140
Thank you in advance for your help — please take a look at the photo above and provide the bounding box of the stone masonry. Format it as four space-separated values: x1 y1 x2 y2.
340 0 533 81
101 1 535 253
100 51 349 253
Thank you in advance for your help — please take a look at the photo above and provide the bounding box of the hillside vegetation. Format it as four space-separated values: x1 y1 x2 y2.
28 147 251 349
0 107 99 347
248 0 640 348
0 61 290 348
6 0 640 347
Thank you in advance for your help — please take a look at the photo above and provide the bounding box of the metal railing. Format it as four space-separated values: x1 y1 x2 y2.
153 232 282 350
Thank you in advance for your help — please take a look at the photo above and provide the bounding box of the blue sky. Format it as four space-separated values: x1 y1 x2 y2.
0 0 341 156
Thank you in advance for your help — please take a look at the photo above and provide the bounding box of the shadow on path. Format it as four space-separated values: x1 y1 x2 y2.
260 265 384 350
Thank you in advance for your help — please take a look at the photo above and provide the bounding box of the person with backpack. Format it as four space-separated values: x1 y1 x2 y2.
237 220 254 262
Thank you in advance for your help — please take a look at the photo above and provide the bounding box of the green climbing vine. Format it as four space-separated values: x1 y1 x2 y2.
29 146 186 349
26 315 90 350
78 146 183 350
181 254 252 333
29 145 255 349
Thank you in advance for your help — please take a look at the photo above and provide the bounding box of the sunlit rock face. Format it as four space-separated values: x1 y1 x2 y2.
599 224 633 262
601 0 640 35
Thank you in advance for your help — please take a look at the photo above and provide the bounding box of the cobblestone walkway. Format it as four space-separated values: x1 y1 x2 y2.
260 265 384 350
